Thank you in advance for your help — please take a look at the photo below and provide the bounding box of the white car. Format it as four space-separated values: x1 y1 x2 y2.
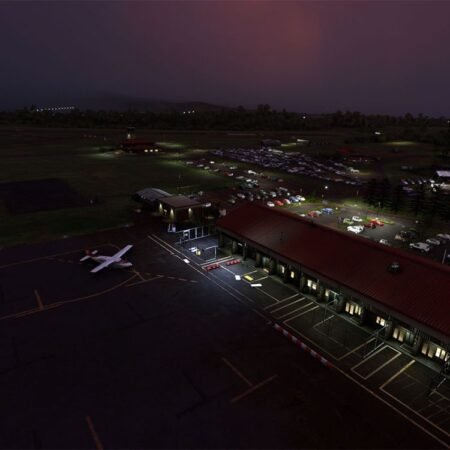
379 239 390 246
266 201 275 207
347 225 364 234
426 238 441 246
409 242 430 252
436 233 450 241
352 216 363 222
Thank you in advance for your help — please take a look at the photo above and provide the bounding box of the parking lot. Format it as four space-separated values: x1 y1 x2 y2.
177 235 450 447
0 226 448 448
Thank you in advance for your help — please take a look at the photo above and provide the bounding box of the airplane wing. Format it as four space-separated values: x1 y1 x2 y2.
110 244 133 261
90 258 115 273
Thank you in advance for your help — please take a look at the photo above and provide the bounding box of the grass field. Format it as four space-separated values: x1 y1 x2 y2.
0 127 444 247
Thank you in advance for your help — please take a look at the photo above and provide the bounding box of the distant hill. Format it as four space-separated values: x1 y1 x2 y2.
77 94 230 113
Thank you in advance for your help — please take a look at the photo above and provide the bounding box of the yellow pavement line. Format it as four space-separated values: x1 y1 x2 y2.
337 337 376 361
0 243 115 269
232 375 278 404
126 275 164 287
0 274 137 322
85 416 104 450
222 357 253 387
34 289 44 310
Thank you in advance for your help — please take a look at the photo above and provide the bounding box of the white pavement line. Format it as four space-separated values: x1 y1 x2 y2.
255 287 280 302
352 345 392 371
270 296 307 314
331 364 450 448
241 270 258 277
277 302 315 320
264 293 300 309
148 235 265 320
337 337 376 361
283 304 317 322
252 275 269 283
275 319 449 447
231 375 278 404
222 357 253 387
220 264 238 275
85 416 104 450
379 359 415 390
380 384 450 440
313 314 335 328
354 352 402 380
200 256 233 267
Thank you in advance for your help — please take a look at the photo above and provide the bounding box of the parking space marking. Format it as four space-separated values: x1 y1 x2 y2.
337 337 376 361
313 314 335 328
352 348 401 380
379 359 415 390
352 344 391 370
34 289 44 310
270 296 306 314
231 375 278 404
378 360 450 437
264 292 300 309
86 415 104 450
283 304 318 322
222 357 253 387
277 302 314 320
242 270 258 278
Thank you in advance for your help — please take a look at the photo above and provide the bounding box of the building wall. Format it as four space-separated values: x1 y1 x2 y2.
220 231 449 367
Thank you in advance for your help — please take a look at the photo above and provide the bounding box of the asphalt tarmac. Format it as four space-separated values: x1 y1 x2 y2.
0 225 445 448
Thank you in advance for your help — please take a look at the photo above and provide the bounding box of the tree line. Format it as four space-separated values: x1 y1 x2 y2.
364 179 450 222
0 105 449 135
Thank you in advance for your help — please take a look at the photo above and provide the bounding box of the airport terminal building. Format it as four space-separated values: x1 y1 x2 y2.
217 203 450 369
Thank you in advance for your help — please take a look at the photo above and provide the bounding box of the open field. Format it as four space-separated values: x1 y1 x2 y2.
0 127 446 247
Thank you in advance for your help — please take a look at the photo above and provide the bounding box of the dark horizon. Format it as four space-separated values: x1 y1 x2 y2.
1 1 450 116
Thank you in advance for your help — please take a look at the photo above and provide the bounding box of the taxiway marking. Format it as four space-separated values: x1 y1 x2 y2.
34 289 44 310
86 416 104 450
222 357 253 387
232 375 278 404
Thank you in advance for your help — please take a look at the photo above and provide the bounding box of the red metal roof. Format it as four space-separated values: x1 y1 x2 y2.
217 203 450 341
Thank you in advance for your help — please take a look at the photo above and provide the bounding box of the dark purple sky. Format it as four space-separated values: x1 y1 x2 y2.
1 1 450 115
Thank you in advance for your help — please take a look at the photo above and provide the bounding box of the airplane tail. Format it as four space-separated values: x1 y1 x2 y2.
80 249 98 262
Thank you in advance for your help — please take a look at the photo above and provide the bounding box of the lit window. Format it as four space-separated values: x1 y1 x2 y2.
376 316 386 327
280 265 285 274
435 346 447 360
290 271 295 279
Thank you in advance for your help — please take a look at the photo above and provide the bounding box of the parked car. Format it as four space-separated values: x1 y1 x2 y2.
409 242 430 252
352 216 363 222
370 218 384 226
426 238 441 246
266 201 275 207
275 200 284 207
436 233 450 241
347 225 364 234
364 222 376 229
321 208 334 215
343 218 354 225
283 198 291 205
379 239 390 245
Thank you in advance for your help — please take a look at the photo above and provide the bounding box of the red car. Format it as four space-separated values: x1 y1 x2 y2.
308 210 318 217
370 218 384 226
275 200 284 207
364 222 376 229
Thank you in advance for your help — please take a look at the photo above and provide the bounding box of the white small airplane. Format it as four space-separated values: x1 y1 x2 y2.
80 245 133 273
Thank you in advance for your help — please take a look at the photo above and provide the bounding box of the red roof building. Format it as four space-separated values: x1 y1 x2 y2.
217 203 450 344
